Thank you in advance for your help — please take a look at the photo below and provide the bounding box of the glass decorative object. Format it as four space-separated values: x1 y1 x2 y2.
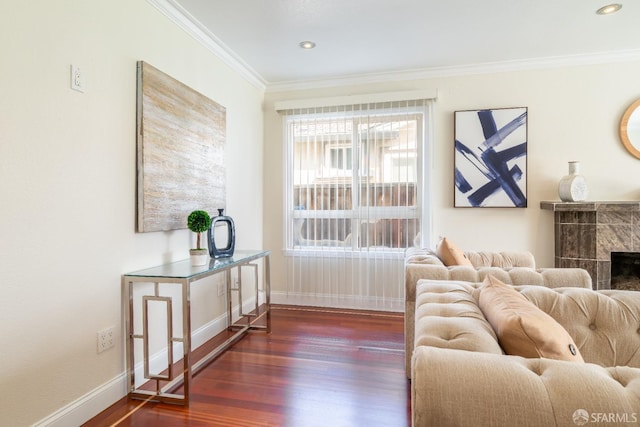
208 209 236 258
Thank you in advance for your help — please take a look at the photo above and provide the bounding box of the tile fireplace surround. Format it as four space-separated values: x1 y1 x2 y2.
541 201 640 290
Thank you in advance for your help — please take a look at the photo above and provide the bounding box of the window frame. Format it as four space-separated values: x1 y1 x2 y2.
283 101 432 257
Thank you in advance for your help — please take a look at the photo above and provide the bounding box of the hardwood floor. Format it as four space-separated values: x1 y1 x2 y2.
84 306 410 427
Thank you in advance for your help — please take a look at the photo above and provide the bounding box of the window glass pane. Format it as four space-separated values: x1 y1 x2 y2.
358 218 420 249
293 185 352 210
292 118 353 187
287 104 423 251
295 218 352 247
358 115 418 207
359 183 417 207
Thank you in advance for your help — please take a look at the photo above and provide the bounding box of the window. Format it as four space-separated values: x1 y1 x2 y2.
328 145 352 170
283 100 430 254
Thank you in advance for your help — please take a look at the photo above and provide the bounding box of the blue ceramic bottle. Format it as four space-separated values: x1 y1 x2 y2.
208 209 236 258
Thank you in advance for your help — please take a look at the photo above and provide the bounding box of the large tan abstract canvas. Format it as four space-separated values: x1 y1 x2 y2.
136 61 226 232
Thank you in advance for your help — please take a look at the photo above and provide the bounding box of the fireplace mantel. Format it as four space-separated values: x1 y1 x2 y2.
540 201 640 289
540 201 640 212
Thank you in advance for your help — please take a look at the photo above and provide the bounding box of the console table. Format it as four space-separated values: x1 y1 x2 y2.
122 249 270 405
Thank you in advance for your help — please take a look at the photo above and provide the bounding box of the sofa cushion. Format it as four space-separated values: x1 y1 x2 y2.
414 280 503 356
435 237 473 266
478 275 584 362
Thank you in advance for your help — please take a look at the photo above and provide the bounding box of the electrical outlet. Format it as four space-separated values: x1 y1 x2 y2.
217 282 225 296
97 326 115 353
70 64 85 92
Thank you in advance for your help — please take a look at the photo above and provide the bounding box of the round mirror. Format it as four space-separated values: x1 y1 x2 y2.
620 99 640 159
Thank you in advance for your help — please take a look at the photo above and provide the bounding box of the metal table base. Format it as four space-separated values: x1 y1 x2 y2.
122 249 270 405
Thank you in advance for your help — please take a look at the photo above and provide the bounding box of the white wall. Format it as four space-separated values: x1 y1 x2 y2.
0 1 263 425
264 60 640 295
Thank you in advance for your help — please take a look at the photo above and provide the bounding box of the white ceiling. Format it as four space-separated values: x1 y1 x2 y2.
170 0 640 88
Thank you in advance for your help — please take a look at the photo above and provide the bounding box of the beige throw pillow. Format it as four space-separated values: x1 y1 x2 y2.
478 275 584 362
435 237 473 266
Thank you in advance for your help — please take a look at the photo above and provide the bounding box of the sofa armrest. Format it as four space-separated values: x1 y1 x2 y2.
412 346 640 427
404 264 484 378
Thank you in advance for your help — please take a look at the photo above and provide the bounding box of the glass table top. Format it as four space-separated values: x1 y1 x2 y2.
123 249 269 279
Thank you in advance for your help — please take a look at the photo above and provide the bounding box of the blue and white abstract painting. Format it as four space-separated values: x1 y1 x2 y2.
454 107 527 208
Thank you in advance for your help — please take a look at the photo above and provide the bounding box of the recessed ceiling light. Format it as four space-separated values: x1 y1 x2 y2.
299 41 316 49
596 3 622 15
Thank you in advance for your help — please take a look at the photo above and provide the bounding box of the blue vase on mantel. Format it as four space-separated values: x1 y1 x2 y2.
208 209 236 258
558 161 588 202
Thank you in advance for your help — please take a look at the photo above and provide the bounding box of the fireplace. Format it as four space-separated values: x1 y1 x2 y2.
541 201 640 290
611 252 640 291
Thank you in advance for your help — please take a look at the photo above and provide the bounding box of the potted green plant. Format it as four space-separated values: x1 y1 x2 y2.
187 210 212 266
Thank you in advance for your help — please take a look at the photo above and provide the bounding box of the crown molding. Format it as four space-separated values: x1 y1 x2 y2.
146 0 266 91
146 0 640 94
266 49 640 93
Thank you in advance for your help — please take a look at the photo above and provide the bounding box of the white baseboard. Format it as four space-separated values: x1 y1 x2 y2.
271 290 404 312
32 373 127 427
33 296 261 426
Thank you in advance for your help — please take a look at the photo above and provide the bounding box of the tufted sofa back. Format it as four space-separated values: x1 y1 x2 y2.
517 286 640 368
405 247 536 269
465 251 535 269
404 248 593 378
415 280 640 369
405 250 592 304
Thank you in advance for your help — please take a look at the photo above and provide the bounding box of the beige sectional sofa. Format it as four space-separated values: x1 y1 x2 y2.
411 280 640 426
404 247 592 377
